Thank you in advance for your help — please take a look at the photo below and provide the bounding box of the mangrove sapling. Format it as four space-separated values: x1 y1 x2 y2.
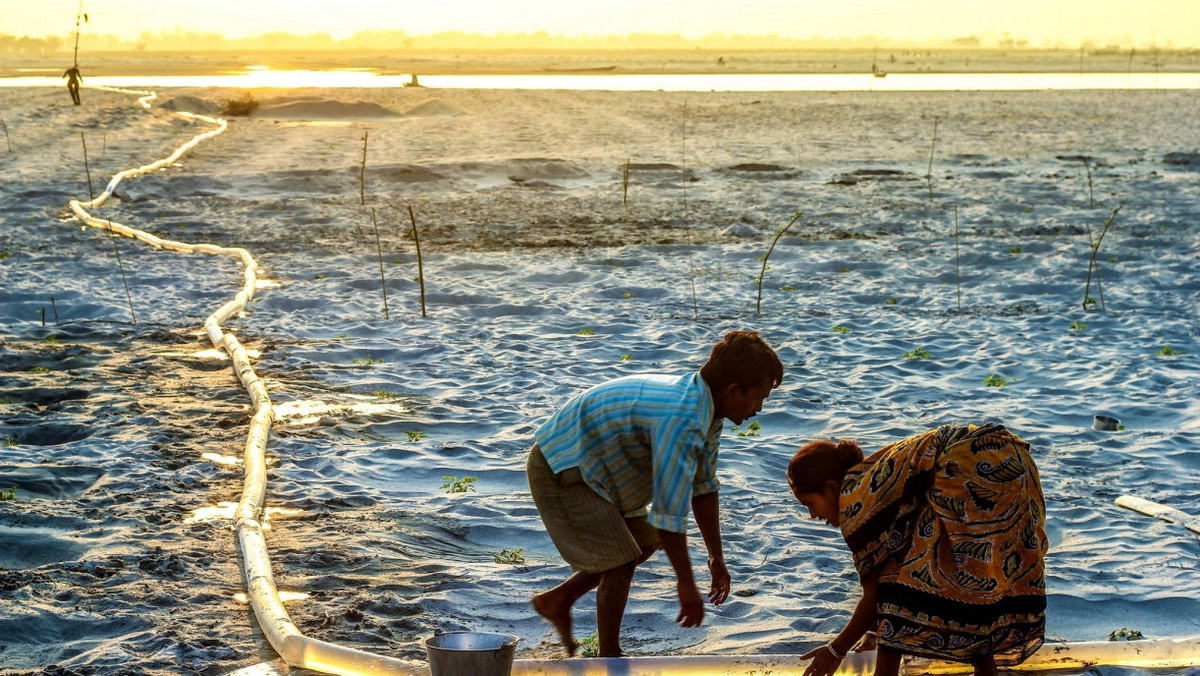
359 131 368 206
80 133 137 324
406 205 428 317
493 548 526 565
1081 158 1095 208
1083 204 1123 311
755 211 803 315
370 208 390 320
926 116 941 201
952 205 962 313
622 159 631 206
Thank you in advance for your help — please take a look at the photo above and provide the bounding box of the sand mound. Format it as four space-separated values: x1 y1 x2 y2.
160 95 222 115
253 99 403 120
402 98 466 116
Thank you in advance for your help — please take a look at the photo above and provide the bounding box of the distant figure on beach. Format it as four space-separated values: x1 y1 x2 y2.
787 423 1047 676
63 65 83 105
528 330 783 657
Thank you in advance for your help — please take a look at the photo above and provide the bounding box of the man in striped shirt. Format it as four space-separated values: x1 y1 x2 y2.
528 330 783 657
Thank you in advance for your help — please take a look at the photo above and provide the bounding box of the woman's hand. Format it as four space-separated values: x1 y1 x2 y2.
801 642 845 676
707 555 730 605
853 631 878 652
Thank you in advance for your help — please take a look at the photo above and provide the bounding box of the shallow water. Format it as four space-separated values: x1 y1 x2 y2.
1 85 1199 675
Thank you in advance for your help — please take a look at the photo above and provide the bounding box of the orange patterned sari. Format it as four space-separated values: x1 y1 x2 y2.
839 424 1047 665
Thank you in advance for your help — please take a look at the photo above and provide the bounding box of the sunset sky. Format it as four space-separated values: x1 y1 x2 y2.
4 0 1197 47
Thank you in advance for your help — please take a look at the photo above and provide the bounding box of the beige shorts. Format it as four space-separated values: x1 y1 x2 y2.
527 445 660 574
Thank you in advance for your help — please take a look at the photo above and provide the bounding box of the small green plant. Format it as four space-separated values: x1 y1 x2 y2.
41 334 61 344
1009 246 1023 254
578 632 600 658
1108 627 1144 641
840 267 850 273
0 251 10 260
1157 345 1186 356
903 347 932 359
313 274 328 280
884 297 898 305
755 211 803 315
779 285 798 292
577 328 596 336
832 325 851 334
0 487 16 501
351 355 384 366
493 548 525 565
441 476 477 493
1069 322 1087 331
371 390 400 399
29 365 50 373
406 430 426 442
619 354 632 361
622 292 633 299
735 421 762 437
1083 295 1099 311
983 374 1015 387
3 437 17 448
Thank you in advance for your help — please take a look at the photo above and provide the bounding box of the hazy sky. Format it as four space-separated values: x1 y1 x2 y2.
4 0 1197 46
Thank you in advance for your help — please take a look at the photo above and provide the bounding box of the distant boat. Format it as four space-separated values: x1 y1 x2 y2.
403 74 422 87
872 63 888 78
542 65 617 73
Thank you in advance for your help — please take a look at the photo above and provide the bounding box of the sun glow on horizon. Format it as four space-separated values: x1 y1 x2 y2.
6 0 1200 50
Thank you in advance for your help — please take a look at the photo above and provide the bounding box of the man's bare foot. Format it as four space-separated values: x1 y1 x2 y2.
532 592 578 656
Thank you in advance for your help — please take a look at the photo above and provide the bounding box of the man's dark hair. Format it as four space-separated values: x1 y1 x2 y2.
700 330 783 392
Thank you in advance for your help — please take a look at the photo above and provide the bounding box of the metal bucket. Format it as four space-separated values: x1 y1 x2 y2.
424 631 520 676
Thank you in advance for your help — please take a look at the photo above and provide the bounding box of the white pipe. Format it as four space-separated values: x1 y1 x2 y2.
1116 495 1200 535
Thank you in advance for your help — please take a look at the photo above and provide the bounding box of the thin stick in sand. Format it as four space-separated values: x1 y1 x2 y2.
407 205 427 318
370 208 390 320
80 131 137 324
1083 204 1122 311
926 115 940 201
1 118 11 152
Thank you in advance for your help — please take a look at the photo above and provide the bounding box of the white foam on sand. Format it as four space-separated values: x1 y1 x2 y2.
1 83 1199 675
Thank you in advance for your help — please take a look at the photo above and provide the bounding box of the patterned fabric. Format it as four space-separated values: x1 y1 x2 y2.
839 424 1047 665
535 372 722 533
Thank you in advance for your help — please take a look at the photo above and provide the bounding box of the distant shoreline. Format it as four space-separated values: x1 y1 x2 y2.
4 48 1200 78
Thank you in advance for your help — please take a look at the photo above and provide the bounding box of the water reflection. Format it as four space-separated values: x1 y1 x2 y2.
2 68 1197 91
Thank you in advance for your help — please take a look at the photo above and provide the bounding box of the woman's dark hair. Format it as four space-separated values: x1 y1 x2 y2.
700 330 783 392
787 439 864 494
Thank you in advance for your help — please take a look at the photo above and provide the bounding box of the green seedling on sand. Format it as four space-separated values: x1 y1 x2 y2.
29 365 50 373
983 374 1015 387
372 390 399 399
351 355 384 366
578 632 601 658
779 285 798 292
903 347 933 359
0 251 10 260
755 211 803 316
619 354 632 362
1109 627 1144 641
1009 246 1023 254
406 431 425 442
493 548 525 565
622 292 633 299
0 487 16 501
3 438 16 448
442 476 476 493
577 328 596 336
41 334 60 344
1069 322 1087 331
832 325 852 334
734 421 762 437
884 297 899 305
313 274 327 280
1157 345 1186 357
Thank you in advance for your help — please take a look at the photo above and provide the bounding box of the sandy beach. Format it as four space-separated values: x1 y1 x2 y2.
1 72 1199 675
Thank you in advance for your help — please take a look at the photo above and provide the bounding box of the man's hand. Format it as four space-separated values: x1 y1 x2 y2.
707 555 730 605
676 581 705 627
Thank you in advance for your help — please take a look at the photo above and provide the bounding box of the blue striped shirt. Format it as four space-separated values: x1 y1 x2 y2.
534 372 723 533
